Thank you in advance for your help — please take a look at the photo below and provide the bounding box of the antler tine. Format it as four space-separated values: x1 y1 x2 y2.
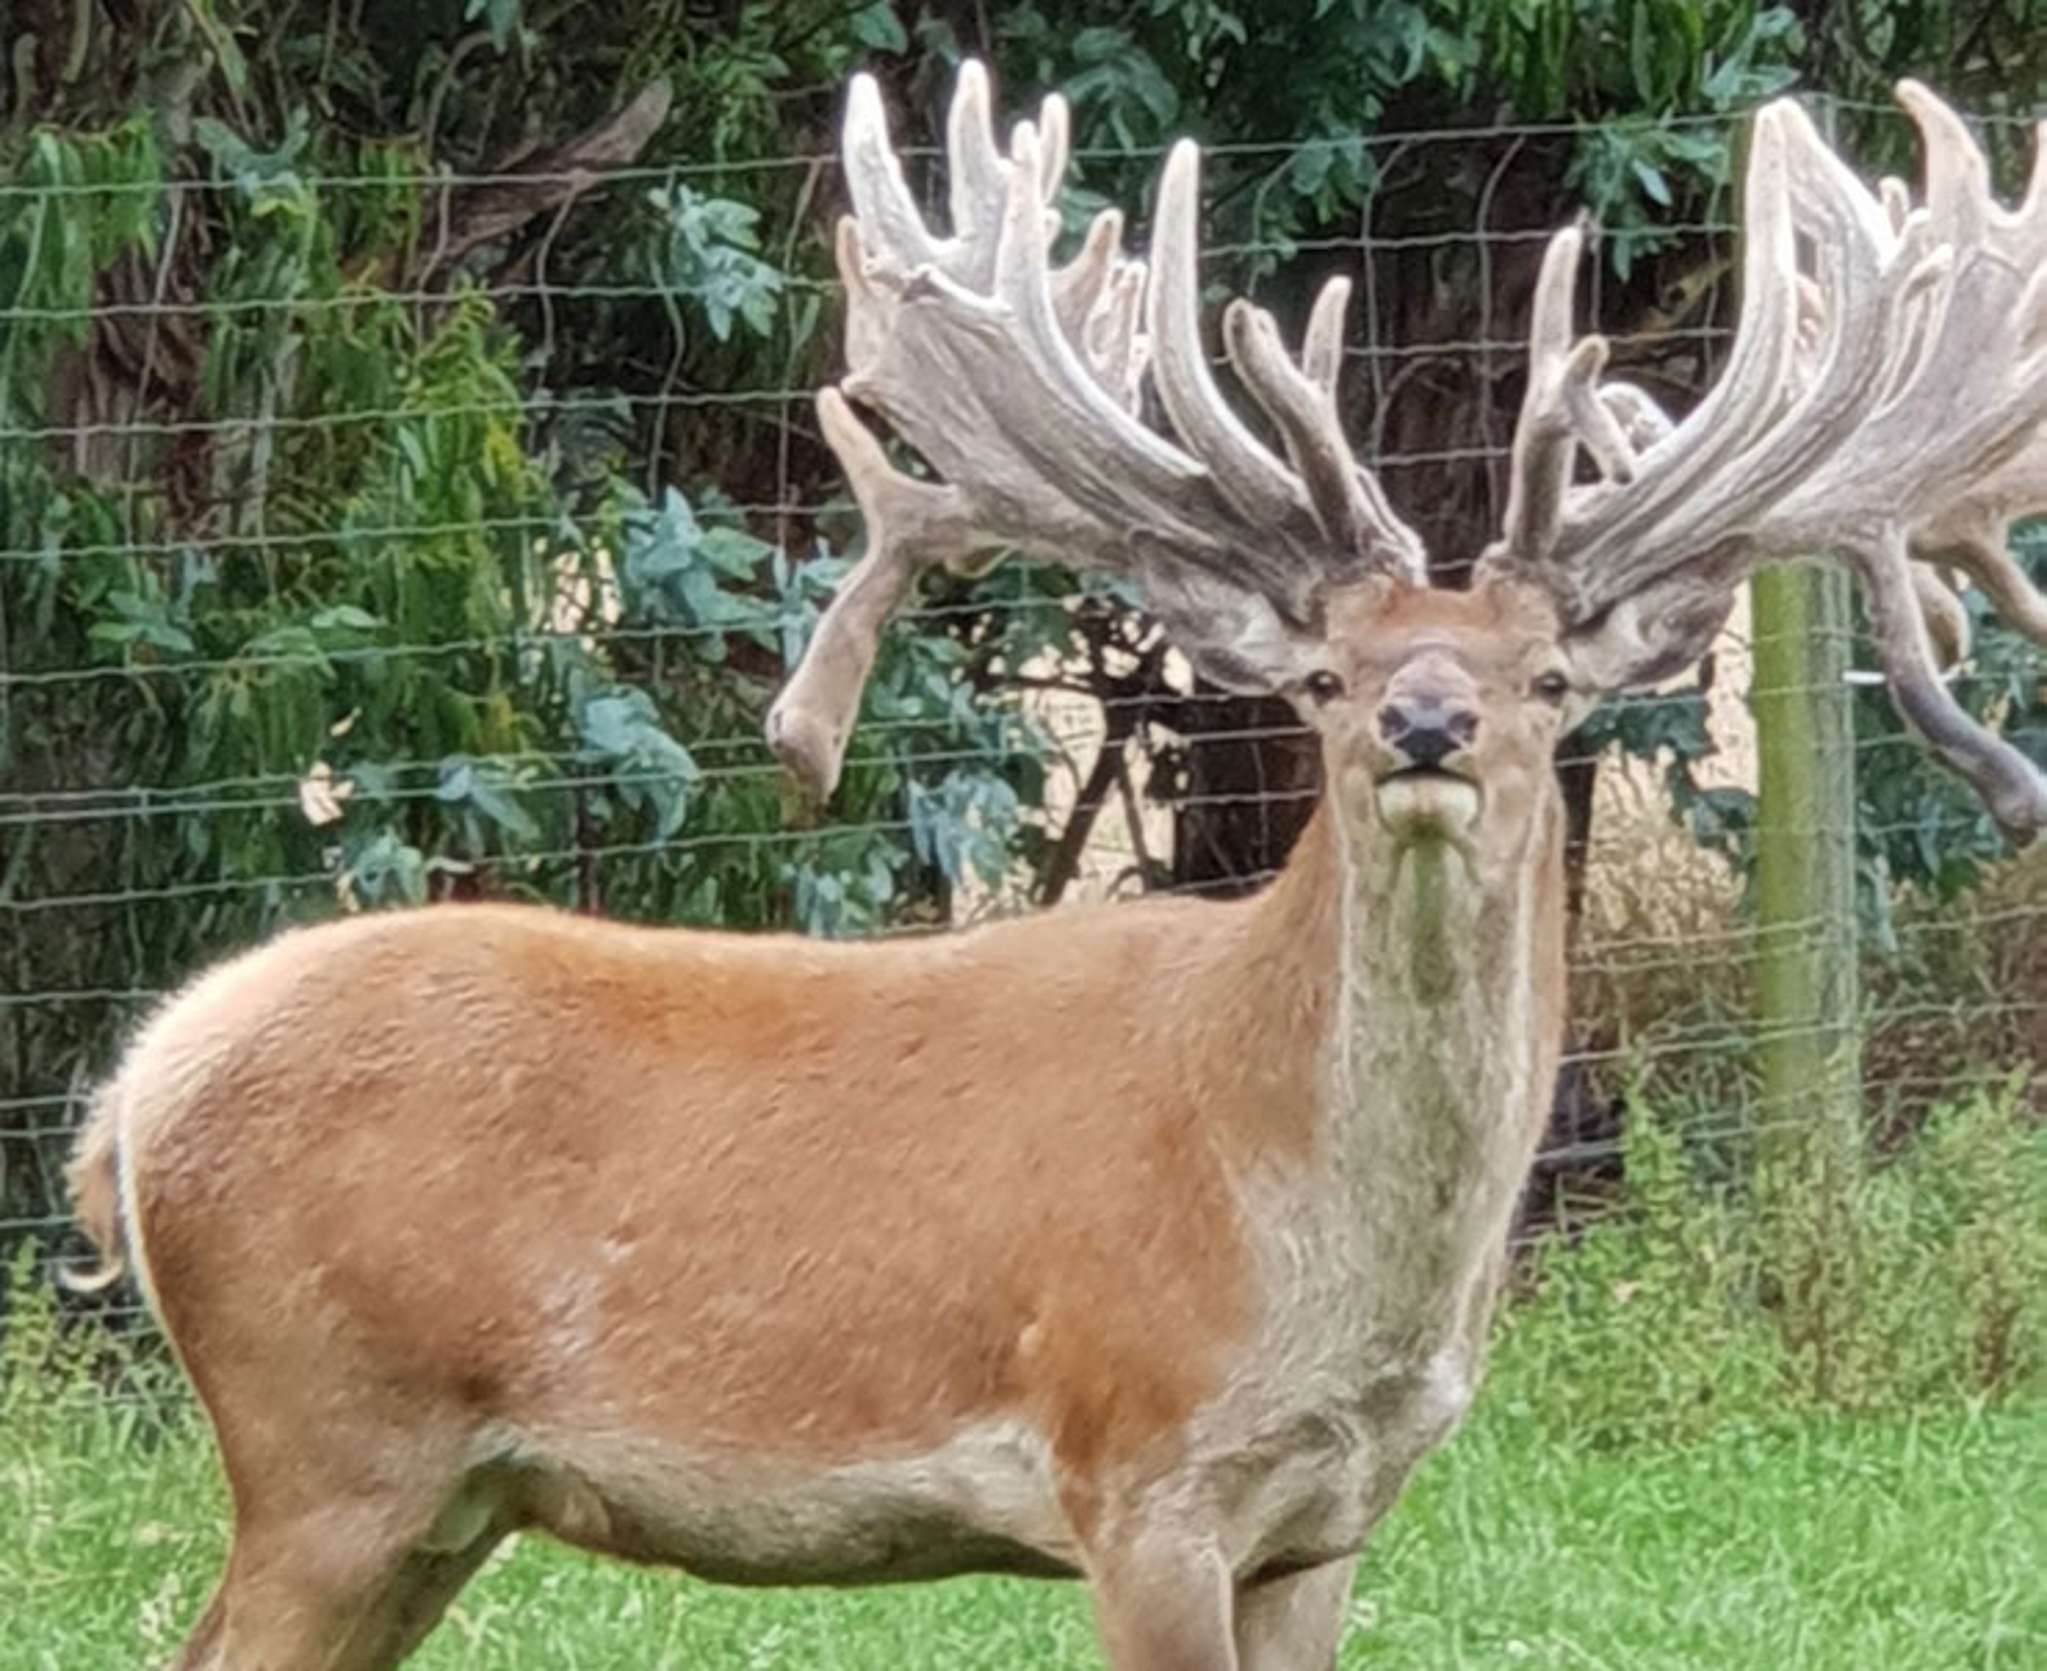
1036 84 1071 202
763 387 983 789
1147 141 1325 538
1087 254 1151 410
1146 143 1425 572
1596 382 1676 454
1896 80 1992 245
942 59 1008 264
841 74 943 280
1048 206 1123 348
1880 175 1913 234
1300 275 1349 396
1913 567 1973 668
2021 116 2047 226
1223 286 1427 576
1285 275 1426 575
1494 221 1649 569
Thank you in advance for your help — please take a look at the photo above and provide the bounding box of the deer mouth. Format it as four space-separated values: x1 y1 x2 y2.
1376 764 1467 785
1373 766 1482 832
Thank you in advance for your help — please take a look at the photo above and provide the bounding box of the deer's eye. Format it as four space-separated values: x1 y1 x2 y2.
1302 670 1347 704
1532 670 1572 705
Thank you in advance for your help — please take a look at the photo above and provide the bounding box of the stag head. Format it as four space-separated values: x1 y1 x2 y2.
768 65 2047 856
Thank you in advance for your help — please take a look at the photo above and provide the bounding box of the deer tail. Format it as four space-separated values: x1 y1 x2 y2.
60 1078 130 1295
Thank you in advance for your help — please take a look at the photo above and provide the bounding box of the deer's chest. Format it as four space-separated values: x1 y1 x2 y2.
1254 1361 1474 1577
1206 1321 1482 1574
1192 1181 1496 1574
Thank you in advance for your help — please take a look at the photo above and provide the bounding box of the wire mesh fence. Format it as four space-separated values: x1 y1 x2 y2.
3 93 2045 1355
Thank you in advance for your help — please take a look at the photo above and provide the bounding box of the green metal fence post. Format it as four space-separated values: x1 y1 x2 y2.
1751 561 1863 1182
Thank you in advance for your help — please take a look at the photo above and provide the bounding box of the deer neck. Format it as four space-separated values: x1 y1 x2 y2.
1241 792 1567 1349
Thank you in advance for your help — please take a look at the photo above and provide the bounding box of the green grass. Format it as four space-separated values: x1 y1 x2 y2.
5 1392 2042 1670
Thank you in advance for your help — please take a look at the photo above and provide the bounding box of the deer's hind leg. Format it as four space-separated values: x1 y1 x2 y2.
169 1389 504 1670
172 1526 501 1670
172 1491 504 1671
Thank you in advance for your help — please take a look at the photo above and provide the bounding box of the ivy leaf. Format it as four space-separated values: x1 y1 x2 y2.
645 186 785 344
849 2 908 54
577 687 700 838
241 623 328 671
435 754 540 842
699 525 772 580
192 109 311 216
341 829 430 907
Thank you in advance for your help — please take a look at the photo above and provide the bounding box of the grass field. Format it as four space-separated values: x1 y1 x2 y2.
6 1389 2042 1670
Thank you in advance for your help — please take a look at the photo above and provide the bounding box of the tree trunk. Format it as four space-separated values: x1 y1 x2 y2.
1167 694 1320 897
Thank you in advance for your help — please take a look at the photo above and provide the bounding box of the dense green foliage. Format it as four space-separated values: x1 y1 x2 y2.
6 1 2047 1255
1501 1077 2047 1447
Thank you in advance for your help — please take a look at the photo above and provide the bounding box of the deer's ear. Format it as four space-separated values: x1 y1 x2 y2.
1560 583 1736 694
1180 639 1297 695
1140 565 1326 695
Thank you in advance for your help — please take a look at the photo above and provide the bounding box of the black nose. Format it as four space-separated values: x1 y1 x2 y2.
1377 698 1478 768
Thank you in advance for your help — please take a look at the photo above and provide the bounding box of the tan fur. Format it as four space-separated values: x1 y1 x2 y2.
72 579 1582 1669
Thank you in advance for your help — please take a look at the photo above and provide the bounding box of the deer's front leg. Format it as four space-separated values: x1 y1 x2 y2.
1233 1557 1358 1671
1086 1529 1239 1671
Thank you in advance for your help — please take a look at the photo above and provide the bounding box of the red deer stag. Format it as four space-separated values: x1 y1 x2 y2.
68 63 2047 1670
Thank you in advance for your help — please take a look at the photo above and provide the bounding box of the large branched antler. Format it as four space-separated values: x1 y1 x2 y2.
1480 85 2047 837
767 63 1423 797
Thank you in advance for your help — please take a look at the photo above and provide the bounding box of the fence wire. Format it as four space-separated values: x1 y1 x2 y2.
3 101 2045 1345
